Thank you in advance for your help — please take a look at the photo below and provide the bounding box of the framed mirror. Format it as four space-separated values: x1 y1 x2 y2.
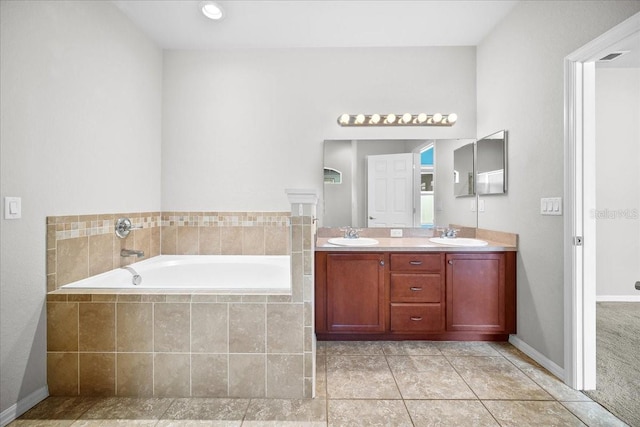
476 130 507 195
453 143 475 197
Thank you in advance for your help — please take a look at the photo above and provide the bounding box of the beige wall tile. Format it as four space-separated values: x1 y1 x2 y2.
220 227 242 255
133 227 151 260
229 303 265 353
79 353 115 396
191 303 228 353
161 226 177 255
89 234 114 277
117 303 153 352
150 226 161 257
177 226 199 255
267 304 303 353
265 226 289 255
267 354 304 398
199 227 221 255
47 224 57 250
291 224 303 252
47 302 78 352
242 227 264 255
57 237 88 286
229 354 265 397
47 249 56 276
154 353 190 397
47 352 78 396
79 303 115 352
191 354 228 397
116 353 153 396
154 303 190 352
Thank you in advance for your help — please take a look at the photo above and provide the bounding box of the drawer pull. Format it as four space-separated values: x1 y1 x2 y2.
409 261 423 265
410 316 423 321
410 287 423 291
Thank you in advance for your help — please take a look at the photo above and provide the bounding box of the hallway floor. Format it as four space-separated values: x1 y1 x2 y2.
11 341 628 426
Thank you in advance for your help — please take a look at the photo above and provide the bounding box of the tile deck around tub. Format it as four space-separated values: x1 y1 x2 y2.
14 341 628 427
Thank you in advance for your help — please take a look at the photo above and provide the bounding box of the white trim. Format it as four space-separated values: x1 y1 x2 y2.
596 295 640 302
0 386 48 427
563 11 640 391
509 335 564 380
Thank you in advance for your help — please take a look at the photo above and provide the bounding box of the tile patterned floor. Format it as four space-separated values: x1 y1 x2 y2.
11 341 629 426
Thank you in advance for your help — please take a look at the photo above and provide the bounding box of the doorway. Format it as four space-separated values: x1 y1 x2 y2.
564 11 640 393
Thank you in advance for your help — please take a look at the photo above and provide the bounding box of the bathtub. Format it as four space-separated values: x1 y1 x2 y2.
61 255 291 293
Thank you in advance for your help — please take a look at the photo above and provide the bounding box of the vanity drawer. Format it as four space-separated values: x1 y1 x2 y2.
390 253 443 272
390 303 444 332
390 274 441 302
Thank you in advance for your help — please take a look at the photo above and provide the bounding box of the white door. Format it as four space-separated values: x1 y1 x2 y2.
367 153 415 227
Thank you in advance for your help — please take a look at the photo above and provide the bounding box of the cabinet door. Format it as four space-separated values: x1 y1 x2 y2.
446 253 506 332
326 253 386 332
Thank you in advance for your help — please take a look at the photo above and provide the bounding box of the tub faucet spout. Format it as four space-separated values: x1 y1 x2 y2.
121 249 144 258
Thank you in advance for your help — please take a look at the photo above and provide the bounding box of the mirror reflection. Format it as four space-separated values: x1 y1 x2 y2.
476 130 507 195
322 139 478 230
453 143 475 197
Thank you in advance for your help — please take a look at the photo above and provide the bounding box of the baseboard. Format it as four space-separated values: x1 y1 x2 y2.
509 335 565 380
596 295 640 302
0 386 48 427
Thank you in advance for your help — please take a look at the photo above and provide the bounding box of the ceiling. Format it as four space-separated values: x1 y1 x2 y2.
112 0 520 50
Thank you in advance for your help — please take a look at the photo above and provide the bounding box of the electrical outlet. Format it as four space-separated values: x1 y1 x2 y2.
390 229 403 238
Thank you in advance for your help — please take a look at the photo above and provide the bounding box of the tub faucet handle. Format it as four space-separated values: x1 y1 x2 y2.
115 217 142 238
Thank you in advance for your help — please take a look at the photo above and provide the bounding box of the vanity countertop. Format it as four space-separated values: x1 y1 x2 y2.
315 237 517 252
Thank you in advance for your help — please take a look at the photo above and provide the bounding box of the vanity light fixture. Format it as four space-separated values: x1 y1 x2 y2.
337 113 458 127
200 1 224 20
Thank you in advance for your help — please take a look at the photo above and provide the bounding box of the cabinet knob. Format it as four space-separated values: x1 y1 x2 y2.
448 260 454 265
380 260 385 266
410 287 423 292
410 316 423 321
409 260 423 265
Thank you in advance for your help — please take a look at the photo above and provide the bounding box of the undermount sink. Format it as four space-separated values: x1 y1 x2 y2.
327 237 379 246
429 237 488 247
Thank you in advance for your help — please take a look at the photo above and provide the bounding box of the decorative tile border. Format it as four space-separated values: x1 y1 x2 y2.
160 212 290 227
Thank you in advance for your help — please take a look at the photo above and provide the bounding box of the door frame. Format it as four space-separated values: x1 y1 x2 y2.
563 12 640 390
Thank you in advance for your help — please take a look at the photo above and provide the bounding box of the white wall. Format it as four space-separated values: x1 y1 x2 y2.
477 1 640 367
595 67 640 298
0 0 162 415
161 47 477 211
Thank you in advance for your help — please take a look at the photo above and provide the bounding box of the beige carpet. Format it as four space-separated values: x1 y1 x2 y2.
584 302 640 427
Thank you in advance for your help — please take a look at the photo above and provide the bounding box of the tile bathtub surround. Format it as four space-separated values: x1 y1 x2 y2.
46 211 291 290
23 341 627 426
46 213 162 291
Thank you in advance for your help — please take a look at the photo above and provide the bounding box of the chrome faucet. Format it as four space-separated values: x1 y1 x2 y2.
341 226 361 239
439 227 459 238
121 249 145 258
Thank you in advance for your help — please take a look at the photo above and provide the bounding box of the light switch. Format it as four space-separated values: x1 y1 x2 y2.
540 197 562 216
4 197 21 219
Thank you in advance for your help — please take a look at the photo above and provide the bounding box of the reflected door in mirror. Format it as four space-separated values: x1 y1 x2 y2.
367 153 415 227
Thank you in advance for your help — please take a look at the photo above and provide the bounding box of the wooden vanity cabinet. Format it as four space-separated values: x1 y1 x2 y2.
446 252 516 334
315 250 516 341
389 253 445 333
315 252 386 333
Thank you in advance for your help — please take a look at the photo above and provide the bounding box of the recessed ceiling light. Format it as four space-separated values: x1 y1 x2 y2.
200 1 224 20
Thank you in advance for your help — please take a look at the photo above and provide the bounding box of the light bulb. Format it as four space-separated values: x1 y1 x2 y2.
401 113 412 124
417 113 427 124
432 113 443 123
385 113 396 124
370 114 381 124
355 114 365 124
339 114 350 125
447 113 458 123
200 1 224 20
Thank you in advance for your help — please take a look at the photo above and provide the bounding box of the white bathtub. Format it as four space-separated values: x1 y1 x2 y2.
61 255 291 293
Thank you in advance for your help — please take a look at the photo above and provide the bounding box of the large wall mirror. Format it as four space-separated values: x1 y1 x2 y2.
322 139 478 230
476 130 507 195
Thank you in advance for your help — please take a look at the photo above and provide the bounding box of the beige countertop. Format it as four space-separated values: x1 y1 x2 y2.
315 236 517 252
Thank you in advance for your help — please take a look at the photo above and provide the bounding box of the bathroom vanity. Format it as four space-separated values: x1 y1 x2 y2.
315 236 516 341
